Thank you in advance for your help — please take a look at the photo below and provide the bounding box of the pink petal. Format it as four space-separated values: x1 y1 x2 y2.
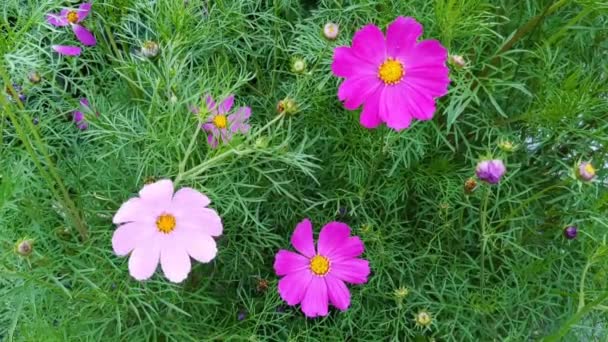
181 230 217 263
138 179 174 206
46 12 68 26
207 133 219 148
172 187 211 208
402 84 437 121
351 24 386 65
291 219 316 258
52 45 81 56
325 275 351 311
404 65 450 98
175 208 223 237
205 94 217 113
331 259 370 284
80 98 90 108
331 237 365 262
72 24 96 46
359 88 383 129
128 237 161 281
160 241 191 283
278 270 313 306
218 95 235 114
274 250 310 276
331 47 377 78
300 277 329 318
386 17 423 59
112 222 155 256
77 3 92 22
317 221 351 257
73 111 85 123
113 197 145 224
403 40 448 70
338 76 382 111
379 86 412 131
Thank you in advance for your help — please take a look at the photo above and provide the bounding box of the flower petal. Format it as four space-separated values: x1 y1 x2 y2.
301 277 329 318
218 95 235 114
77 3 92 22
278 269 313 306
317 221 351 257
379 86 412 131
403 40 448 70
172 187 211 208
274 250 310 276
46 11 68 26
205 94 217 113
181 230 217 263
351 24 386 65
160 241 191 283
175 207 223 237
139 179 174 206
325 275 351 311
80 98 90 108
291 219 315 258
72 24 96 46
386 17 423 58
52 45 82 56
402 84 437 121
331 237 365 262
113 197 145 224
112 222 155 256
331 259 370 284
359 88 383 129
73 111 84 123
331 47 377 78
338 76 382 111
128 237 161 281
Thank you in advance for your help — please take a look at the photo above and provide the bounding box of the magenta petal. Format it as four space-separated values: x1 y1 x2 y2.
331 237 365 262
403 84 436 121
317 221 351 257
218 95 235 114
405 66 450 98
379 86 412 131
46 12 69 27
205 94 217 113
404 40 448 69
274 250 310 276
160 241 191 283
386 17 423 58
351 24 386 65
72 24 96 46
338 76 382 111
325 275 351 311
331 259 370 284
73 111 85 123
331 47 377 78
291 219 316 258
80 98 90 108
52 45 82 56
300 277 329 318
359 88 382 129
77 3 92 22
278 270 312 306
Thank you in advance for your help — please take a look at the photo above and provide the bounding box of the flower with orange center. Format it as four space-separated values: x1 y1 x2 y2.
66 11 79 24
309 255 330 276
212 114 228 129
378 58 405 85
46 2 97 52
156 213 176 234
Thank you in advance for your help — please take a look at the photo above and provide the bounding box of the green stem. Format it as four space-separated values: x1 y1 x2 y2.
479 186 490 291
542 291 608 342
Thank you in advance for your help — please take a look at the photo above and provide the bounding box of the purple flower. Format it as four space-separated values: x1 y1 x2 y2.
190 94 251 148
5 84 26 103
73 98 97 130
47 3 96 55
476 159 506 184
563 226 577 240
577 162 596 182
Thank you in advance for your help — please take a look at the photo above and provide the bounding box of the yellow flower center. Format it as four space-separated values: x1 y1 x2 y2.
378 58 405 85
213 114 228 129
309 255 330 276
156 214 176 234
67 11 79 24
585 163 596 176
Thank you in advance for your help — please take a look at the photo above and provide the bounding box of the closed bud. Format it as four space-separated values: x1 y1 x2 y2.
415 310 433 328
464 177 477 194
291 58 307 74
141 41 160 58
277 97 298 115
28 71 42 84
15 239 34 256
449 54 466 68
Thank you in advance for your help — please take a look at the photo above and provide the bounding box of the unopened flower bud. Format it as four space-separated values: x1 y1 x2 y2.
28 71 42 84
415 310 433 328
15 239 34 256
449 54 466 68
141 41 160 58
291 58 306 74
464 177 477 194
277 97 298 115
323 22 339 40
563 226 578 240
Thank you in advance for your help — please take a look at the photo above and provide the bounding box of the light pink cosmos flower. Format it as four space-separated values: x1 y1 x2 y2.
190 94 252 148
112 180 223 283
47 2 96 53
274 219 370 318
331 16 450 131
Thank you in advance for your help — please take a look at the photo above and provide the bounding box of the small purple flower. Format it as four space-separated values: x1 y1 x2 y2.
476 159 506 184
47 3 96 55
190 94 251 148
237 310 247 321
73 98 97 130
563 226 577 240
577 162 596 182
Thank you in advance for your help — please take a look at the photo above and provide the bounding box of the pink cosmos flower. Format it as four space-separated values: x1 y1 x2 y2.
112 180 223 283
274 219 370 318
73 98 98 130
331 16 450 131
190 94 252 148
47 3 96 49
52 45 82 56
577 161 596 181
476 159 506 184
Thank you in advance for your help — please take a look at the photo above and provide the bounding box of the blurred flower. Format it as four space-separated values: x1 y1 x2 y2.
256 278 269 293
577 161 596 182
476 160 506 184
15 239 34 257
291 58 307 74
274 219 370 318
191 94 252 148
323 22 339 40
464 177 477 194
338 207 347 216
52 45 82 56
449 54 466 68
255 136 269 149
33 117 40 125
498 140 517 152
141 40 160 58
73 98 97 130
47 3 96 48
563 226 578 240
5 84 26 103
277 97 298 115
28 71 42 84
237 310 247 321
394 286 409 299
332 16 449 131
415 310 433 328
112 179 223 283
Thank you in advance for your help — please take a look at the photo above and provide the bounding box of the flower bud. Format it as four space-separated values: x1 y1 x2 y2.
449 54 466 68
476 159 506 184
141 41 160 58
415 310 433 328
464 177 477 194
291 58 306 74
15 239 34 256
577 161 596 182
498 140 517 152
277 97 298 115
323 22 339 40
28 71 42 84
563 226 577 240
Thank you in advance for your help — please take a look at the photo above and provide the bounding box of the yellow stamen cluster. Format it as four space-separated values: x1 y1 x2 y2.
585 163 596 176
213 114 228 129
67 11 79 24
156 214 176 234
378 58 405 85
309 255 330 276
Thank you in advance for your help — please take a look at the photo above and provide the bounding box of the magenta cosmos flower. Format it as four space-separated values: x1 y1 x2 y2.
73 98 97 130
47 2 96 55
331 16 450 131
112 179 223 283
476 159 506 184
190 94 251 148
274 219 370 318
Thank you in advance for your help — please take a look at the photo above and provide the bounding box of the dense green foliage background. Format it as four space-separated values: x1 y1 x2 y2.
1 0 608 340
